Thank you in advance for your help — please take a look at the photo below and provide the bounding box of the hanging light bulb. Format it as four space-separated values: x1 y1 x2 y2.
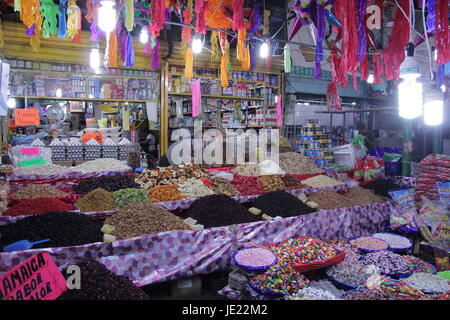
367 74 374 84
398 43 423 119
56 88 62 98
90 47 100 73
260 42 269 58
192 37 203 54
140 27 149 44
7 98 16 109
98 0 116 34
424 89 444 126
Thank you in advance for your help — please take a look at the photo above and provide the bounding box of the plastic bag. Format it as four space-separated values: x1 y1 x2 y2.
352 134 367 160
8 145 53 167
388 189 420 229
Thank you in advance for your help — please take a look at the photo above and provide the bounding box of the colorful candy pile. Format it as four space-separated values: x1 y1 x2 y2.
265 237 341 267
327 256 371 288
349 236 389 252
403 255 436 274
286 287 339 300
233 248 277 270
372 233 411 251
404 273 450 293
361 250 412 276
360 276 426 300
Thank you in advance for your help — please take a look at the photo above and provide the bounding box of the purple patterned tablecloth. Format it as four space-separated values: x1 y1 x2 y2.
0 200 394 286
391 176 417 188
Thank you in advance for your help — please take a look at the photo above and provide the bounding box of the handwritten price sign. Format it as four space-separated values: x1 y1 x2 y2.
15 109 40 126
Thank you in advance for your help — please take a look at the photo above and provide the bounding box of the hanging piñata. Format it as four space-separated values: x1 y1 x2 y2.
195 0 207 34
149 0 165 37
40 0 58 39
125 0 134 32
58 0 67 38
66 0 81 41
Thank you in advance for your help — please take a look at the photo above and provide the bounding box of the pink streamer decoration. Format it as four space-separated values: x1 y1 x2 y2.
149 0 165 37
192 79 201 117
195 0 207 34
233 0 245 31
276 95 282 127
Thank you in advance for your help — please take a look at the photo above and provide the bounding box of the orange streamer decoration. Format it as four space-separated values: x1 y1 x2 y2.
241 45 250 71
108 30 118 68
237 28 246 62
205 0 233 29
185 48 194 79
220 53 229 88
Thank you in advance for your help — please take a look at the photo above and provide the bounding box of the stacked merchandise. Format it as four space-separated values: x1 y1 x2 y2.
118 138 132 160
295 120 334 167
416 154 450 200
49 139 66 161
66 139 84 161
83 139 102 161
102 138 119 159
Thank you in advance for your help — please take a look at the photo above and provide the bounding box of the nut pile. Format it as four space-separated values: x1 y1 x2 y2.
301 175 343 188
307 189 357 210
279 152 323 174
404 272 450 293
74 175 139 194
148 185 186 202
211 177 240 196
0 212 103 250
177 178 215 199
73 158 131 173
114 188 148 208
58 260 149 300
345 187 384 206
281 175 305 190
257 175 287 191
105 203 191 240
231 164 261 176
11 184 68 199
14 164 71 175
136 165 211 189
75 188 116 212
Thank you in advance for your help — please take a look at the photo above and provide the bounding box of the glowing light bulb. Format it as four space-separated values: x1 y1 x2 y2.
90 48 100 72
56 88 62 98
7 98 16 109
424 90 444 126
260 42 269 58
192 38 203 54
98 1 116 34
140 27 149 44
367 74 374 84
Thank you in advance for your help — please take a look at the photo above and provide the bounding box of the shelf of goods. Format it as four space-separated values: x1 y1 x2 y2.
6 59 160 102
166 67 281 134
0 167 399 287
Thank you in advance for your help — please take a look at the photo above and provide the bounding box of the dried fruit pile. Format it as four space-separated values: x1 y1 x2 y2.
74 175 139 194
75 188 115 212
148 185 186 202
257 175 287 191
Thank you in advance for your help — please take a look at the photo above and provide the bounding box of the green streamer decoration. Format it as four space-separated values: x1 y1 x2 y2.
40 0 59 38
284 44 291 73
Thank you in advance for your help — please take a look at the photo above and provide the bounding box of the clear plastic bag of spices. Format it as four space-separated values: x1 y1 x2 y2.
126 144 141 169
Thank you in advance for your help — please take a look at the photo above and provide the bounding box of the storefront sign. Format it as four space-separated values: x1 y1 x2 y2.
15 108 40 126
0 252 67 300
21 147 40 155
18 157 46 167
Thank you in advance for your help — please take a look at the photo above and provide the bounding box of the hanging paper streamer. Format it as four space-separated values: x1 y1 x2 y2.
195 0 207 34
124 32 134 67
276 95 282 127
382 0 409 80
263 9 270 34
237 28 246 62
360 54 368 81
191 79 201 117
326 81 342 110
435 0 450 65
0 19 4 48
218 31 228 54
233 0 244 31
20 0 40 29
40 0 58 39
226 43 231 73
66 0 80 40
85 0 94 23
151 37 160 69
182 5 192 44
373 53 384 85
220 53 229 88
205 0 233 29
149 0 165 37
57 0 67 38
425 0 435 32
314 1 326 80
125 0 134 32
108 29 118 68
284 44 291 73
185 48 194 79
210 31 220 62
241 45 250 71
356 0 367 62
249 3 261 33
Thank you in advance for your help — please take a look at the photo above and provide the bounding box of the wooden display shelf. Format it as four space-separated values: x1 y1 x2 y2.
11 68 158 80
11 95 157 103
168 93 264 101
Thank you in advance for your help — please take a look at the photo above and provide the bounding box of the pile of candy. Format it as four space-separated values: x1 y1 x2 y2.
233 248 277 270
286 287 339 300
372 233 411 251
265 237 341 268
404 273 450 293
327 256 371 288
403 255 436 274
349 236 389 252
361 251 412 276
